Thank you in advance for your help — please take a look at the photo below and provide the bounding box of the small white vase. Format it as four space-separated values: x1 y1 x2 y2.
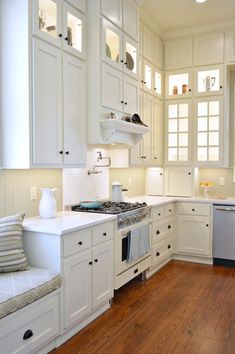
39 188 57 219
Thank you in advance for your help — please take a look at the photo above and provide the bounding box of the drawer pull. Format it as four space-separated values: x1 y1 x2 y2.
158 213 161 216
78 241 82 245
168 244 171 249
156 252 160 257
156 230 160 235
89 261 93 265
192 208 195 211
23 329 33 340
206 224 209 227
168 225 171 229
134 268 138 274
103 232 107 236
94 259 98 263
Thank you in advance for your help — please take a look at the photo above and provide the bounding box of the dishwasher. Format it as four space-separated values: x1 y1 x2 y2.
213 205 235 267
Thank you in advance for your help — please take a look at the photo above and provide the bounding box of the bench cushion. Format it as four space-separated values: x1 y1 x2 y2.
0 267 61 319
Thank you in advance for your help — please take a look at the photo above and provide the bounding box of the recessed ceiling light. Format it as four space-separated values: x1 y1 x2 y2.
195 0 207 3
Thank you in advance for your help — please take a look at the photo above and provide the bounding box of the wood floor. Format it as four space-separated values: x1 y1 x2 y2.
51 260 235 354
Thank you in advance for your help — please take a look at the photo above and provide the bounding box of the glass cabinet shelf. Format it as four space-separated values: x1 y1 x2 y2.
165 69 192 99
194 65 223 96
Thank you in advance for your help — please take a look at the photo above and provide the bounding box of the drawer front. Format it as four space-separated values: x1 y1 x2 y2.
0 293 60 354
164 203 175 217
93 221 113 245
63 229 92 258
177 202 211 216
152 206 164 222
152 217 174 244
152 237 174 267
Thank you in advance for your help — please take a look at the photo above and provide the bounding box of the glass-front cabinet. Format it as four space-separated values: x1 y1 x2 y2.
153 67 162 98
123 35 138 79
194 65 223 96
165 69 192 99
34 0 85 58
165 100 192 165
143 59 152 93
194 97 223 165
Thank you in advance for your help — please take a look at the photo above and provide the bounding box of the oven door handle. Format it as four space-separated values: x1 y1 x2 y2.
120 218 151 235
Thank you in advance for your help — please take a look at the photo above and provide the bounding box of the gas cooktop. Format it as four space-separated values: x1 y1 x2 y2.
71 201 147 214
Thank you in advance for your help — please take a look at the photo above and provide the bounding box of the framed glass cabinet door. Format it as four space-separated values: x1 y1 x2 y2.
102 18 123 71
194 65 223 97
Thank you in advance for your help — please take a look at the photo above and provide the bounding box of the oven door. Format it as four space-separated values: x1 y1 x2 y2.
115 220 151 276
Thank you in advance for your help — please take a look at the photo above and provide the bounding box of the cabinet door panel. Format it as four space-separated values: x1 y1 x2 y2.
92 241 113 309
164 168 193 197
63 54 86 166
101 0 122 28
165 38 193 70
194 33 224 65
142 25 153 62
66 0 86 13
102 64 123 111
152 98 163 165
123 75 139 114
142 93 153 164
33 39 63 165
123 0 139 41
63 250 92 328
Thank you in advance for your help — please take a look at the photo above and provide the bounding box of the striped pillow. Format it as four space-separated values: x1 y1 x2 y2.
0 213 29 273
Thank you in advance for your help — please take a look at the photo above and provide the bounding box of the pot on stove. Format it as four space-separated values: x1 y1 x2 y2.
111 181 123 202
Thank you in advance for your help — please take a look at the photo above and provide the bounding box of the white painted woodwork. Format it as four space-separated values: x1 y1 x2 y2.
165 38 193 70
146 168 164 196
123 0 139 41
139 22 143 56
142 93 153 164
92 241 113 308
194 33 224 66
101 0 122 28
123 75 139 114
66 0 86 13
164 167 193 197
193 64 224 97
226 31 235 63
142 24 154 62
153 35 163 70
165 69 192 99
177 202 211 216
123 34 139 79
64 249 92 328
153 67 163 99
63 54 86 165
129 90 143 165
102 18 123 71
63 229 92 258
177 215 211 257
33 39 63 165
152 236 174 268
152 98 163 165
102 63 123 112
143 58 153 94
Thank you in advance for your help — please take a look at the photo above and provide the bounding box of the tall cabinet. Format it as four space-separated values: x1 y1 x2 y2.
0 0 86 168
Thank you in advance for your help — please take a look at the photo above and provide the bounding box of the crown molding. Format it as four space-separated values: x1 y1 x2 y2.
139 7 164 38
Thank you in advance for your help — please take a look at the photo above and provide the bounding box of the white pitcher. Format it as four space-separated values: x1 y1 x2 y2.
39 188 57 219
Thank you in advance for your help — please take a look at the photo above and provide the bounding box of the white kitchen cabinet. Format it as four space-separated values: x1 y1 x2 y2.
143 59 153 93
142 24 154 63
164 167 193 197
102 0 122 27
153 35 163 70
165 69 192 99
33 39 86 166
165 38 193 70
33 0 86 59
194 33 224 66
67 0 86 13
152 97 163 165
141 93 153 164
123 74 139 113
145 168 164 196
123 0 139 41
225 31 235 63
153 67 162 99
194 65 224 97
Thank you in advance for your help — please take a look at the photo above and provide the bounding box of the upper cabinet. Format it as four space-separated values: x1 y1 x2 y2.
193 33 224 66
194 64 224 97
225 31 235 64
165 38 193 70
102 0 122 28
153 35 163 70
142 25 154 63
33 0 86 59
165 69 192 99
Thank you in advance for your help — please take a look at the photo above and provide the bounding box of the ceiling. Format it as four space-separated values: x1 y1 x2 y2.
142 0 235 32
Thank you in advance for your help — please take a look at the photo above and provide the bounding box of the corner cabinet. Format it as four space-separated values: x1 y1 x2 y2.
0 0 86 168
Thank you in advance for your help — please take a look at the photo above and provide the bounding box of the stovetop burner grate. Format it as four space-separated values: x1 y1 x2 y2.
71 201 147 214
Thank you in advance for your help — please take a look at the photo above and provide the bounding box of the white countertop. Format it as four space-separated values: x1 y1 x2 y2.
23 211 116 235
23 196 235 235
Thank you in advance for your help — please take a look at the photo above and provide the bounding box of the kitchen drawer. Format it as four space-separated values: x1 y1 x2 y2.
164 203 175 217
177 202 211 216
92 221 113 245
152 206 164 222
0 292 60 354
63 229 92 257
152 237 174 267
152 217 174 244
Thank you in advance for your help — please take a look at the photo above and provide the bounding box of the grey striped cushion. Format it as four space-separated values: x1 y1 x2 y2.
0 213 29 273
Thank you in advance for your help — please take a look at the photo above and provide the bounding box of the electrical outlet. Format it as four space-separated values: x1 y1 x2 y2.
30 186 37 200
219 177 225 186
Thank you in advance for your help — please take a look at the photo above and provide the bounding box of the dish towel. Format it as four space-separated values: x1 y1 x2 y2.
127 224 150 262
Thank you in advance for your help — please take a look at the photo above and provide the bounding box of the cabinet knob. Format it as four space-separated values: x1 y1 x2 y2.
134 268 138 274
89 261 93 265
103 232 107 236
58 33 63 37
156 230 160 235
168 225 171 229
121 100 124 103
206 224 209 227
59 150 63 154
189 88 192 92
78 241 82 245
156 252 160 257
120 59 124 63
168 245 171 249
124 102 127 105
220 85 223 89
65 37 68 41
158 213 161 216
94 259 98 263
141 80 144 83
160 173 163 176
23 329 33 340
192 208 195 211
188 172 191 175
154 157 157 159
154 87 157 90
169 209 172 212
144 81 146 84
65 151 70 155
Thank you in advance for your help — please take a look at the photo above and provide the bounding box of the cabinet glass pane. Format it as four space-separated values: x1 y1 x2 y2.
179 133 188 147
209 116 219 131
154 71 161 95
39 0 57 38
168 134 177 147
198 117 207 131
198 147 207 161
179 118 188 132
168 104 177 118
106 27 120 63
198 132 207 146
198 69 220 93
67 13 82 52
168 73 189 96
168 148 177 161
179 104 188 118
179 148 188 161
144 64 152 90
209 101 219 116
126 42 137 74
209 132 219 146
209 147 219 161
198 102 208 116
169 119 177 132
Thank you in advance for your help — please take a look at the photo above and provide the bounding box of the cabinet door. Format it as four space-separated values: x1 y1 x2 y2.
142 24 154 62
123 34 138 79
194 65 223 97
152 98 163 165
123 0 139 41
33 0 62 47
102 63 123 112
146 168 163 196
129 90 143 166
63 54 86 166
142 93 153 164
153 36 163 70
143 59 153 94
164 167 193 197
92 241 113 309
153 67 162 99
62 2 86 59
63 249 92 328
123 75 139 114
165 69 192 99
33 39 63 165
226 31 235 63
165 38 193 70
101 0 122 28
66 0 86 13
194 33 224 65
177 215 211 257
102 18 123 71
